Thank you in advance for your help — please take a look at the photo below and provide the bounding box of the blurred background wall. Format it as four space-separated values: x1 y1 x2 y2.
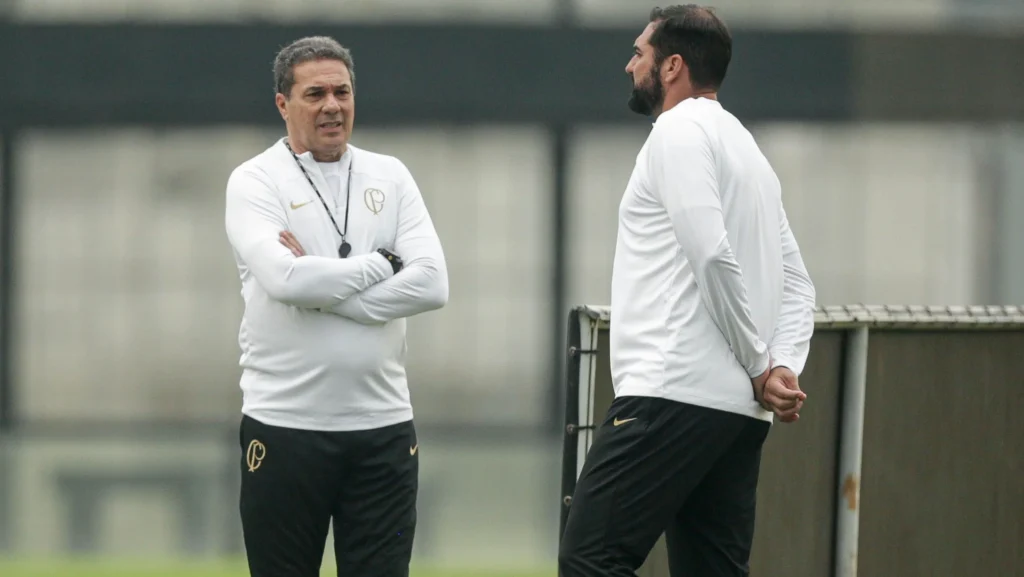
0 0 1023 573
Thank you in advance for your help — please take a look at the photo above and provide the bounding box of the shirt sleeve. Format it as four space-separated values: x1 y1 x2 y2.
649 117 771 378
767 206 817 375
224 165 393 309
325 159 449 324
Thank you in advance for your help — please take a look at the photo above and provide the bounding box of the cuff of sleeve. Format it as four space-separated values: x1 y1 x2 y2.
747 349 771 378
768 352 801 376
367 252 395 281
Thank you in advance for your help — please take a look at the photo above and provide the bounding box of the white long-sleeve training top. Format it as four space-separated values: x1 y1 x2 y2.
610 97 816 422
224 138 448 431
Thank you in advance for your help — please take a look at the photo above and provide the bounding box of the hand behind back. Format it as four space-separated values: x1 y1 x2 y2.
753 365 806 423
765 366 805 423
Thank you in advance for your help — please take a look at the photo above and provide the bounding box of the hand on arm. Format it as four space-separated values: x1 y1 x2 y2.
325 160 449 324
224 167 393 309
651 118 771 380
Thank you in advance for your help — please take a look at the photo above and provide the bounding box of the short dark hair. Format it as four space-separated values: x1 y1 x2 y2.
273 36 355 97
648 5 732 90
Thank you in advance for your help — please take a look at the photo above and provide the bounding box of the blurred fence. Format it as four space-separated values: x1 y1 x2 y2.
1 1 1024 571
562 304 1024 577
6 0 1024 27
0 423 561 568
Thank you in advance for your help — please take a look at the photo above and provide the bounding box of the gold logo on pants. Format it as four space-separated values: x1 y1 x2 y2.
246 439 266 472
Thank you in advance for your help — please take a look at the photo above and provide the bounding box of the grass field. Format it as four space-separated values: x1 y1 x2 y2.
0 558 555 577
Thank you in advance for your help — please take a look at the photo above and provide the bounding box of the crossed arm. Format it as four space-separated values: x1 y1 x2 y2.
226 161 448 323
322 162 449 324
224 166 394 309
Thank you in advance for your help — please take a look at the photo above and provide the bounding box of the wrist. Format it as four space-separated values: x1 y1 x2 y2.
749 350 771 379
771 365 796 377
368 252 394 279
769 353 797 376
376 248 403 275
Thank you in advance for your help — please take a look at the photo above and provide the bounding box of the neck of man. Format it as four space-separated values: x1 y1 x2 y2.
655 87 718 118
313 147 345 163
286 132 346 163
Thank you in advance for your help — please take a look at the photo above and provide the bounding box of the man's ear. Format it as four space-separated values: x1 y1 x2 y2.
275 93 288 121
661 54 687 85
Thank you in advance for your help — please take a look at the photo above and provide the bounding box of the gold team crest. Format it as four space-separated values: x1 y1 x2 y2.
246 439 266 472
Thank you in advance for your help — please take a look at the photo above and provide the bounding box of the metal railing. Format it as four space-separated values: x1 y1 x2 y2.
561 304 1024 577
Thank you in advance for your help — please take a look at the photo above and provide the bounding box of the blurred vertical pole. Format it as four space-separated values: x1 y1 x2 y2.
2 0 28 549
0 130 15 434
548 0 573 434
0 129 15 553
835 327 869 577
549 125 569 434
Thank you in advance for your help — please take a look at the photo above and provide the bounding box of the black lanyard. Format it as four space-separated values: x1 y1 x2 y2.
284 139 353 258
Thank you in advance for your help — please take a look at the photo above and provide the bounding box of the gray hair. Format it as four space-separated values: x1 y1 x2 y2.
273 36 356 97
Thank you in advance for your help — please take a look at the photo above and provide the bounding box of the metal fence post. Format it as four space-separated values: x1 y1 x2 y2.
835 326 869 577
0 130 16 433
0 129 16 552
549 125 569 434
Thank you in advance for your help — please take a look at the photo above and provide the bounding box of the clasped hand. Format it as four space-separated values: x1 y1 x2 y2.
751 363 806 423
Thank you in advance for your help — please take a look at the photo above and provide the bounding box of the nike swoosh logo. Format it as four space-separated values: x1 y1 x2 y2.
613 417 637 427
410 444 418 456
290 200 313 210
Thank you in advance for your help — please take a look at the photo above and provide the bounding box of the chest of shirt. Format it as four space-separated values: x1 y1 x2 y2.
618 146 673 237
281 171 400 257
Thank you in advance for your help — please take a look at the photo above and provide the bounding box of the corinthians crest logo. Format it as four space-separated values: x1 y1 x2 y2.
246 439 266 472
364 188 385 215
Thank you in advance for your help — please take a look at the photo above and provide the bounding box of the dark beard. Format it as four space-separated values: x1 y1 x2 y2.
627 69 663 117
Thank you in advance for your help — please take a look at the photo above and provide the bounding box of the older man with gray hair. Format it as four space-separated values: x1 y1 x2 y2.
224 36 448 577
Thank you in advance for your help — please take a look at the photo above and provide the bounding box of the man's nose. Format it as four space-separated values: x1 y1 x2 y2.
323 94 341 112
